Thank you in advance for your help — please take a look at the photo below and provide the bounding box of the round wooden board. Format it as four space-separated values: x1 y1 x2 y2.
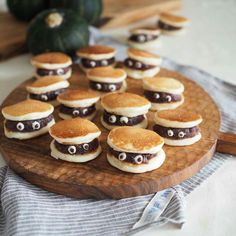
0 67 221 199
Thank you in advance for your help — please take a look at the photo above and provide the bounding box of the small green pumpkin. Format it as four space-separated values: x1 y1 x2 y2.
27 9 90 56
49 0 103 24
7 0 48 21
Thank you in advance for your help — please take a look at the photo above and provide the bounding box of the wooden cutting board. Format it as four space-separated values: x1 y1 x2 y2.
0 0 181 60
0 66 235 199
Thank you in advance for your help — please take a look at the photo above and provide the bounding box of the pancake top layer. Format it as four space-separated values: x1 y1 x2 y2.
87 67 126 80
159 12 189 25
31 52 72 65
143 76 184 94
77 45 116 57
101 92 150 109
50 118 100 139
2 99 53 119
130 27 161 35
58 89 100 101
108 126 164 152
128 48 160 59
27 77 68 88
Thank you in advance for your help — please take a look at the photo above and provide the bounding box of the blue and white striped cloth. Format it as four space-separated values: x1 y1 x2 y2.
0 30 236 235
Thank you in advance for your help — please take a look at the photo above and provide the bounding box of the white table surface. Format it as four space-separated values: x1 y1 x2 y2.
0 0 236 235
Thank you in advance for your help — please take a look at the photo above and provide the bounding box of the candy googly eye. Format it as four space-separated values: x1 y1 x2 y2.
16 122 24 131
41 95 48 101
178 131 185 138
167 129 174 137
83 143 89 150
68 146 76 155
137 35 146 42
32 121 40 130
134 155 143 164
127 60 133 67
166 95 172 102
118 152 126 161
90 61 96 67
109 84 116 92
120 116 129 124
135 62 142 69
72 110 80 116
82 108 88 115
109 115 117 123
95 83 102 90
57 68 64 75
101 60 108 66
154 93 160 99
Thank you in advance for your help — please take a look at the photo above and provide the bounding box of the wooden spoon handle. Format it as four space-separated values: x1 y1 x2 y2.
216 132 236 156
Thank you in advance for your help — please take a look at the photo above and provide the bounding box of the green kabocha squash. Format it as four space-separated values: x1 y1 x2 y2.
26 9 90 57
7 0 48 21
49 0 103 25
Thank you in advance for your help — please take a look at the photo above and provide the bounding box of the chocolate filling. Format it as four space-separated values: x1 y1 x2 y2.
129 34 159 43
81 57 115 68
109 147 155 164
153 124 199 139
59 104 96 118
5 114 54 133
124 58 155 70
103 110 145 126
89 81 122 92
29 88 66 102
37 67 71 76
54 139 99 155
144 90 181 103
158 21 182 31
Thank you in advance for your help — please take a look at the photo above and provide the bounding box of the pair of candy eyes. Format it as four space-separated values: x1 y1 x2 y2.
127 60 143 69
153 93 172 102
118 152 143 164
88 60 108 67
134 34 154 42
167 129 185 138
108 115 129 124
95 83 117 91
68 144 89 154
16 121 40 131
72 109 88 116
47 68 64 75
40 90 61 101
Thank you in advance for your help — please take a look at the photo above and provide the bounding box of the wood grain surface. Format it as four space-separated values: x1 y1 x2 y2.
0 67 223 199
0 0 181 60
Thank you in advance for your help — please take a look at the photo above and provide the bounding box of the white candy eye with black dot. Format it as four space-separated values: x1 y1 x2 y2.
135 62 142 69
101 60 108 66
48 71 54 76
138 35 146 42
73 110 80 116
83 143 89 150
120 116 129 124
82 108 88 115
166 95 172 102
32 121 41 130
68 146 76 155
16 122 24 131
109 84 116 92
95 83 102 90
147 34 153 40
118 152 126 161
154 93 160 99
90 61 96 67
41 95 48 101
134 155 143 164
178 131 185 138
167 129 174 137
109 115 117 123
57 68 64 75
127 60 133 67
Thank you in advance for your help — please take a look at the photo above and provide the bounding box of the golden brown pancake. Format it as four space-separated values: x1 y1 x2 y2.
58 89 99 101
27 76 67 88
128 48 161 59
160 12 189 24
108 126 164 152
77 45 116 57
50 118 100 139
101 92 150 108
87 67 126 79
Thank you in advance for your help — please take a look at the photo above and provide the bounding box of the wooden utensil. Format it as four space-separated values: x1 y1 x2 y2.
0 67 235 199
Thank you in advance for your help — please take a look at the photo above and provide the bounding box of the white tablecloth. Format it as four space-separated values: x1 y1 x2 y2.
0 0 236 235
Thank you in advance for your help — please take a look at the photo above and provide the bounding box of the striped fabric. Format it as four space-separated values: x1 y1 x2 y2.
0 31 236 235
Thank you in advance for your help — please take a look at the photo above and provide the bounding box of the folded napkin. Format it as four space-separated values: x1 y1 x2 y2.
0 29 236 236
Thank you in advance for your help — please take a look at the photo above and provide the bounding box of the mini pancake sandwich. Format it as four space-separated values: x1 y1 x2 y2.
124 48 161 80
143 76 184 111
2 99 55 140
50 118 102 163
153 110 203 146
57 89 100 120
26 76 70 106
77 45 116 72
86 67 127 94
107 127 165 173
128 27 161 50
31 52 72 80
158 12 190 36
101 92 151 130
